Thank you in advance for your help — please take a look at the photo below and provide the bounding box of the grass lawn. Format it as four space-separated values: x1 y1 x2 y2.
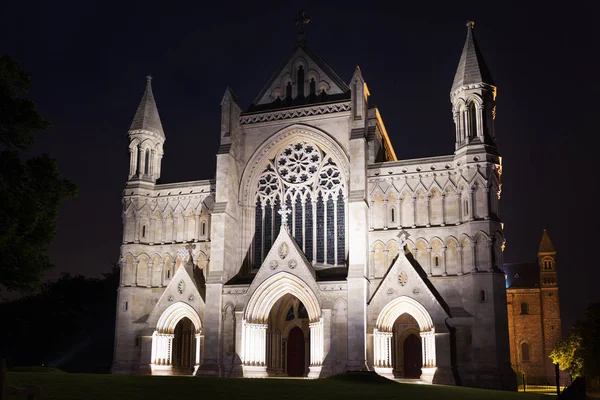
6 372 554 400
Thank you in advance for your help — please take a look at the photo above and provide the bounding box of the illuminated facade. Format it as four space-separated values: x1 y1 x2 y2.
505 230 562 384
112 21 516 389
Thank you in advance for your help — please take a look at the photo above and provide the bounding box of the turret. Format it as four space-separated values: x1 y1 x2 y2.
538 229 557 287
450 21 497 152
127 76 165 183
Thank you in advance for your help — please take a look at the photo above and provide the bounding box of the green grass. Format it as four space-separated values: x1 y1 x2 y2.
6 372 553 400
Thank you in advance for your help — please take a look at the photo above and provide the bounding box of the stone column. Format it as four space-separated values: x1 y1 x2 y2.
426 247 432 276
309 318 324 378
161 217 167 244
383 249 389 271
486 238 494 272
119 258 126 287
441 194 446 226
132 259 139 286
468 189 475 221
397 199 403 228
137 146 144 177
412 196 417 228
147 261 153 287
159 261 165 287
455 193 462 224
369 249 375 279
483 187 490 220
470 237 478 272
457 245 464 276
425 196 431 227
183 215 189 243
369 201 374 230
441 246 447 276
193 214 200 242
172 216 179 243
134 217 141 243
383 199 388 230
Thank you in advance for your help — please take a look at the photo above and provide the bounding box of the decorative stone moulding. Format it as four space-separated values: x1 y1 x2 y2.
288 259 297 269
278 242 289 259
240 102 351 125
269 260 279 270
177 280 185 294
398 271 408 286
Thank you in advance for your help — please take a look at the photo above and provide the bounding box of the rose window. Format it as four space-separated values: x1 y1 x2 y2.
276 142 321 185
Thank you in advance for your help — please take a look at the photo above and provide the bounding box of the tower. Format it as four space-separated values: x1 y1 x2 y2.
451 21 497 153
127 76 165 185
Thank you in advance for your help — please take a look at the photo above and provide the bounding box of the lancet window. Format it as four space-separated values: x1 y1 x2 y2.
252 141 346 267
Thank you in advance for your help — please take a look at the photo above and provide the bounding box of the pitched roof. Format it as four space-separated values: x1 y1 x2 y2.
129 76 164 138
538 229 556 254
504 262 540 289
451 21 495 94
250 41 350 110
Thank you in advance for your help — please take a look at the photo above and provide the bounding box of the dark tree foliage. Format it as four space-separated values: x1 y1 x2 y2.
0 267 119 372
0 54 77 292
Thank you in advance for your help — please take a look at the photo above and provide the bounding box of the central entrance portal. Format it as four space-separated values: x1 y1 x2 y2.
172 317 196 371
267 294 309 377
403 333 422 378
286 326 306 377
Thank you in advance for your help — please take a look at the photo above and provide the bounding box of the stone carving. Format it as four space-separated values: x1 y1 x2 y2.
269 260 279 270
276 141 321 185
188 294 194 301
177 280 185 294
279 242 289 259
387 288 395 295
240 102 351 125
412 287 421 295
168 295 174 302
398 271 408 286
288 259 297 269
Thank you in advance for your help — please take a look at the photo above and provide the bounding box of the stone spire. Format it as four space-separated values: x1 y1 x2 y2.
129 75 164 138
451 21 495 94
538 229 556 255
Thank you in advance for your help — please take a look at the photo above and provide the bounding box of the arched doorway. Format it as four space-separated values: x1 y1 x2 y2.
172 317 196 370
151 302 202 375
286 326 306 377
390 313 421 379
403 334 422 378
242 272 322 378
373 296 436 383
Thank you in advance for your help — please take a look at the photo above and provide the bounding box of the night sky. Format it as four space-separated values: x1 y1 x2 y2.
2 1 597 333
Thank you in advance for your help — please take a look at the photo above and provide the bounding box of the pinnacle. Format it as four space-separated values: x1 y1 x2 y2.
129 75 164 138
451 20 495 94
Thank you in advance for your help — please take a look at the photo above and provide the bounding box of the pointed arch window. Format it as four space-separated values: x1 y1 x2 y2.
286 82 292 99
297 66 305 97
144 149 150 175
252 141 346 268
309 78 316 96
391 207 395 223
469 103 477 138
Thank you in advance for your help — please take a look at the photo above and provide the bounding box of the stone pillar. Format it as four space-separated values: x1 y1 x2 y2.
412 196 417 228
369 201 374 230
397 199 403 228
119 258 126 287
159 261 165 287
426 247 432 276
193 214 199 242
470 237 478 272
383 199 388 230
457 245 464 276
196 282 223 376
134 217 141 243
132 259 139 286
241 321 268 377
183 215 189 242
147 261 153 287
455 193 462 224
308 318 324 378
369 249 375 279
425 196 431 227
441 246 447 276
128 147 136 177
137 146 144 178
483 187 490 220
441 194 446 226
468 189 475 221
486 238 494 272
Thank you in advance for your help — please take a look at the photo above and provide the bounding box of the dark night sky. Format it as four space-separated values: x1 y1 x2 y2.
2 1 598 333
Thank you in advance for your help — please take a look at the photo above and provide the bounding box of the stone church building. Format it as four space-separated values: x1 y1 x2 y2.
505 230 562 385
112 21 517 389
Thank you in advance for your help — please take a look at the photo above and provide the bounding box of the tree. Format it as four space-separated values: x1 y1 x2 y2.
0 55 77 293
551 303 600 381
550 327 584 378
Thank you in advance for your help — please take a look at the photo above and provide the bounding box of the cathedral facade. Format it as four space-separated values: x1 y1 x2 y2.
112 21 516 389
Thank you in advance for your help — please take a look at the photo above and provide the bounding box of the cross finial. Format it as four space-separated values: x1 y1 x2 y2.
278 207 292 230
295 10 310 44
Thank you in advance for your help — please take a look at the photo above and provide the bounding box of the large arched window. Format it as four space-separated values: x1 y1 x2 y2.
253 141 346 267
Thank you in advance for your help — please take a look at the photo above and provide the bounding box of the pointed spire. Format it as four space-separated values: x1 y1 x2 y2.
129 75 164 138
538 229 556 254
451 21 495 94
